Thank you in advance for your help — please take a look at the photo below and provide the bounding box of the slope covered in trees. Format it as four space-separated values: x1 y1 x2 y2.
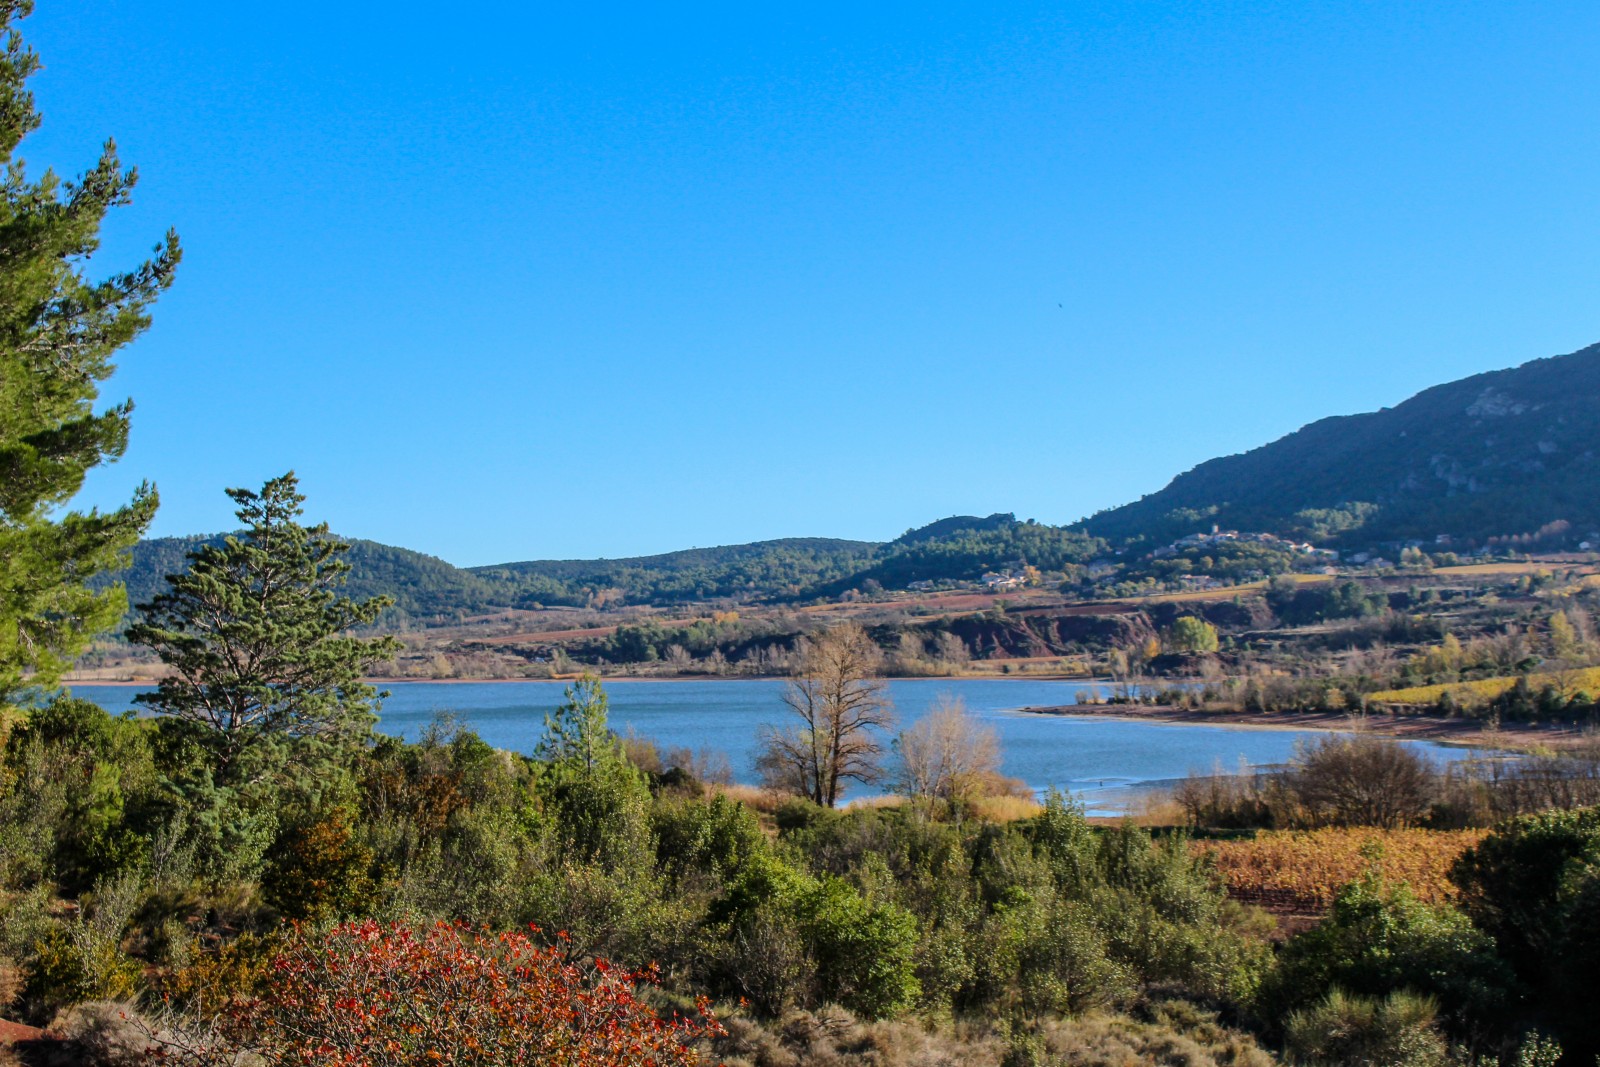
104 517 1103 615
808 514 1106 597
475 536 880 604
101 535 509 619
1079 341 1600 549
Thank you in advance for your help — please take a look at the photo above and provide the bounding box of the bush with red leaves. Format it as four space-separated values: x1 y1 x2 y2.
150 920 721 1066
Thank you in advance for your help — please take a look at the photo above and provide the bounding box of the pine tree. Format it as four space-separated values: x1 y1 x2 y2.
0 1 180 702
128 473 400 783
537 673 619 773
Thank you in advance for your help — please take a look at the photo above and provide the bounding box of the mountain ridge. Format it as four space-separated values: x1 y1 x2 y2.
1077 341 1600 547
104 341 1600 612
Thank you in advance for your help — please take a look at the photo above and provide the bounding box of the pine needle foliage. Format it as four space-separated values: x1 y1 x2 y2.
537 673 619 773
0 0 179 703
128 473 400 782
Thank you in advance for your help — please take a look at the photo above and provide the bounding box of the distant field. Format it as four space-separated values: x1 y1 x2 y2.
1432 561 1595 577
479 624 620 645
803 588 1063 615
1198 827 1486 912
1370 665 1600 706
1110 573 1333 606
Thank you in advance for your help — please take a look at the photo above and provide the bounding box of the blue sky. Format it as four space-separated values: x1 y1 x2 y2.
33 1 1600 566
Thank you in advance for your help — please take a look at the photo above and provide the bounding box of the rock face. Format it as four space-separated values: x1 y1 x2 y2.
1078 341 1600 548
1145 598 1274 632
930 610 1156 658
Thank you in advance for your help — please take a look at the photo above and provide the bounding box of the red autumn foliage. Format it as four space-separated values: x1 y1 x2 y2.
152 920 722 1066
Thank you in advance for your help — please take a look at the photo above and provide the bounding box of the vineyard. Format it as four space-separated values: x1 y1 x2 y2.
1368 666 1600 707
1196 827 1488 913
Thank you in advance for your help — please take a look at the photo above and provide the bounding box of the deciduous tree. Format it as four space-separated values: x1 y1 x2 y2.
756 623 892 807
1287 733 1435 829
894 695 1000 808
1166 615 1220 654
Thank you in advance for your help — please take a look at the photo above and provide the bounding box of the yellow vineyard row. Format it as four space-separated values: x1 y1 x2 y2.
1195 827 1487 911
1369 666 1600 707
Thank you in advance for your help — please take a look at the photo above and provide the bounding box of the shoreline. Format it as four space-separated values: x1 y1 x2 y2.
63 679 1578 753
1021 703 1583 751
65 672 1100 687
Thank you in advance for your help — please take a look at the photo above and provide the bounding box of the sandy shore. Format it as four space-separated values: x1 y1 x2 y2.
1019 703 1585 751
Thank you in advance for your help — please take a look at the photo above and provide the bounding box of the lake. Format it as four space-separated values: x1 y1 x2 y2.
68 678 1483 816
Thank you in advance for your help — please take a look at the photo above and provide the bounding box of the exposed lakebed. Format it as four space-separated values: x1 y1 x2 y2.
70 678 1485 816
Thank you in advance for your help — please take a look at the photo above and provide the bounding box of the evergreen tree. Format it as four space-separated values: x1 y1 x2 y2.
534 673 652 870
128 473 400 783
0 1 179 703
537 673 619 773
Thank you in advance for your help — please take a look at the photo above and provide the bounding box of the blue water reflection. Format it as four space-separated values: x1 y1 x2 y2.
69 679 1482 816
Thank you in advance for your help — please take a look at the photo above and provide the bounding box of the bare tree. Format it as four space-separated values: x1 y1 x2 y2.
756 623 893 807
894 696 1000 807
933 631 970 671
1287 732 1436 828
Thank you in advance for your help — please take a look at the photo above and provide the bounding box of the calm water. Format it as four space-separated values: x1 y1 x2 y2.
69 679 1481 816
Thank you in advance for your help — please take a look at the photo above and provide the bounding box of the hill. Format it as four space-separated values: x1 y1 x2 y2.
107 342 1600 614
103 517 1106 619
471 538 879 605
105 535 888 616
104 536 509 619
1079 341 1600 549
807 515 1106 597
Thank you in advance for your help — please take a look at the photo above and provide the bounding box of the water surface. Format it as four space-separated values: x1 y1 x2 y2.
71 679 1479 816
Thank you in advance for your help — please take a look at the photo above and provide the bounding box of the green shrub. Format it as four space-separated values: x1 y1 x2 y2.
1451 805 1600 1052
797 874 921 1019
1283 989 1447 1067
710 851 920 1018
261 806 377 921
1261 869 1511 1041
651 793 765 884
22 923 139 1025
1 698 157 892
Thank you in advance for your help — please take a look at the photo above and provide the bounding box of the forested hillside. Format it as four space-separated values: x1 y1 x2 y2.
105 342 1600 618
473 537 879 605
102 536 509 619
1079 341 1600 549
807 514 1106 597
105 517 1103 616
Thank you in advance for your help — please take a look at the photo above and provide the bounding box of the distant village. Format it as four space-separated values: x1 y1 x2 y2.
895 523 1599 600
1149 526 1339 560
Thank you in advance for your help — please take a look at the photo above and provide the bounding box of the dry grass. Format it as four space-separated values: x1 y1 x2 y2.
0 959 19 1016
1434 562 1594 577
712 1001 1272 1067
707 782 788 815
1032 1006 1276 1067
478 624 620 645
843 794 906 811
970 794 1043 822
715 1006 1004 1067
1117 792 1188 828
